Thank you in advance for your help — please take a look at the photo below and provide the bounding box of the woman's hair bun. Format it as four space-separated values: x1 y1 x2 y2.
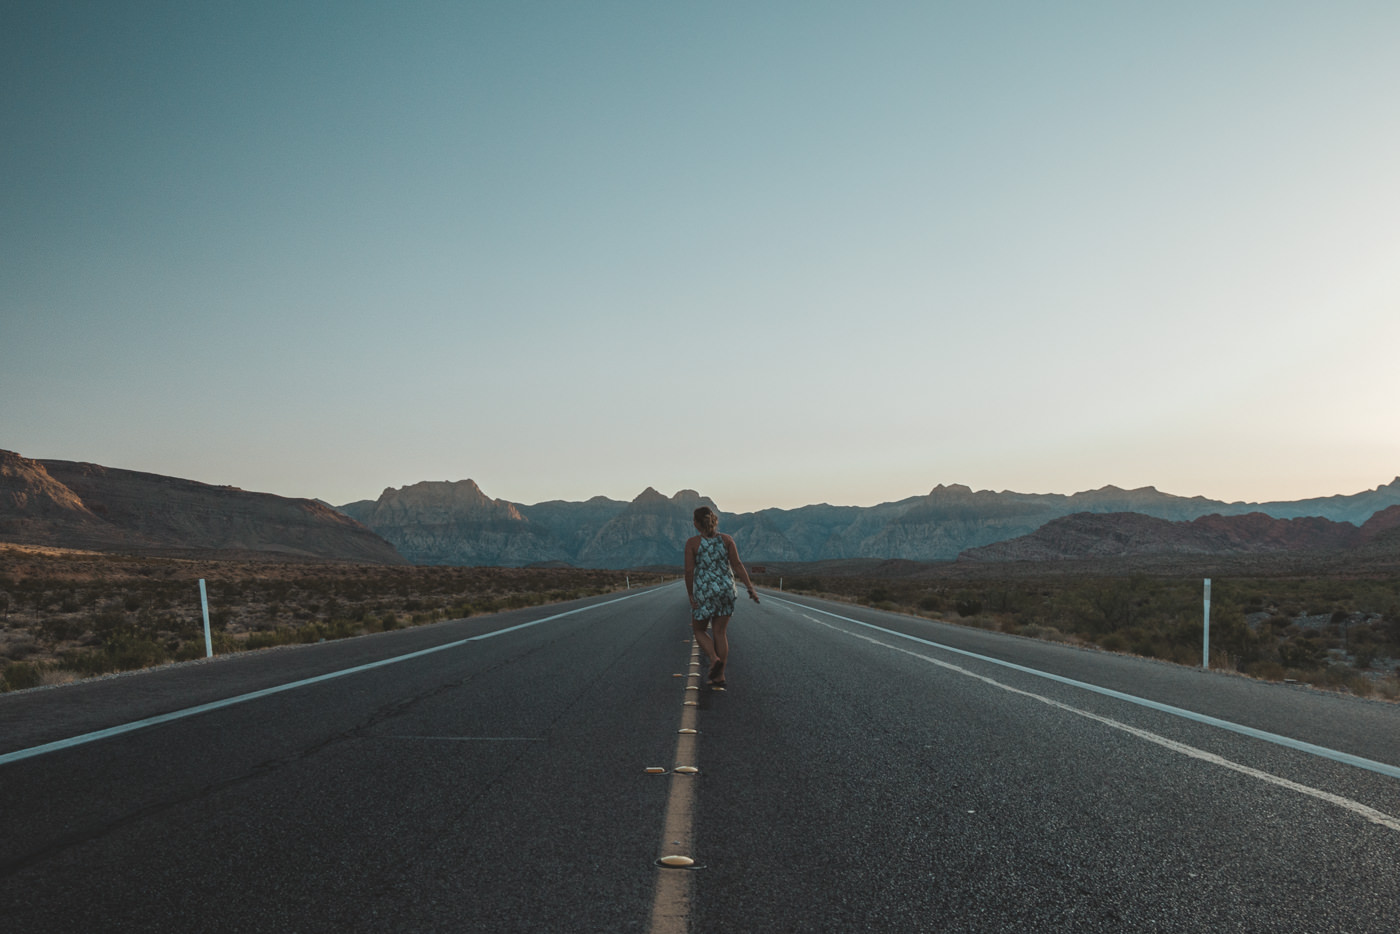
693 506 719 534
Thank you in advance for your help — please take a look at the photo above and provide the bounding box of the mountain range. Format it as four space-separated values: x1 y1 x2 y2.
340 475 1400 569
6 447 1399 569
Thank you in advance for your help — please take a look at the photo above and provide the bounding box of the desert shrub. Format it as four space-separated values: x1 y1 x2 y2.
1 661 44 691
1245 660 1287 681
175 640 209 661
1131 635 1167 659
1302 667 1374 697
1279 637 1326 670
381 612 400 631
1098 633 1129 653
60 634 168 676
105 634 168 671
955 598 982 618
984 587 1026 613
246 629 287 650
93 604 127 634
4 641 39 661
40 617 82 642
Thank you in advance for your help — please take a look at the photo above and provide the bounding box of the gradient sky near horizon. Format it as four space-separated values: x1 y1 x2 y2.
4 2 1399 515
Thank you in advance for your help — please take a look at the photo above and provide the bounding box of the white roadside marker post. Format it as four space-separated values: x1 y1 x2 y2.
1202 578 1211 669
200 579 213 658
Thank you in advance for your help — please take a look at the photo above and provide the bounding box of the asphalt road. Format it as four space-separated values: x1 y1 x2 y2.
2 582 1398 932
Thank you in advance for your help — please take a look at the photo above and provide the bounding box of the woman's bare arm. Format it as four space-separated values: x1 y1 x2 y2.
723 535 759 602
684 536 699 607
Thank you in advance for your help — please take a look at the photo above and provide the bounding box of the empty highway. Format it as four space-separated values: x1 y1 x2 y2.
2 582 1398 932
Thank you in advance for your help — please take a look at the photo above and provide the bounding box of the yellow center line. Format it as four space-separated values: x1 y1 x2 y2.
648 640 704 934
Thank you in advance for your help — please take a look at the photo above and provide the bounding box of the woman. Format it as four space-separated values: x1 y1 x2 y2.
684 505 759 687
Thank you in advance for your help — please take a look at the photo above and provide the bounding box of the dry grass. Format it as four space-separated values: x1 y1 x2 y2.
0 544 663 690
760 568 1400 701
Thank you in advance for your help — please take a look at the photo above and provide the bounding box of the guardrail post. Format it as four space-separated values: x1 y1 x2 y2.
1202 578 1211 669
200 579 213 658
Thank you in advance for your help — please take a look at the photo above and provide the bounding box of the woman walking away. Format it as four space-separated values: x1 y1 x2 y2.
685 505 759 687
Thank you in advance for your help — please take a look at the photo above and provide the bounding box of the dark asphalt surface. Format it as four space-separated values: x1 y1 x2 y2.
2 583 1398 932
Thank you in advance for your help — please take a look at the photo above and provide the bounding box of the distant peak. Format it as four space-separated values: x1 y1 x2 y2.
633 486 667 503
382 478 484 496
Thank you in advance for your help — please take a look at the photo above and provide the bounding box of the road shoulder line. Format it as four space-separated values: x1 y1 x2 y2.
769 594 1400 781
0 591 648 767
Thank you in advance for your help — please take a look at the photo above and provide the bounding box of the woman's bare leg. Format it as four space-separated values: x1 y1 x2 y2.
711 616 730 665
706 615 731 683
692 618 718 664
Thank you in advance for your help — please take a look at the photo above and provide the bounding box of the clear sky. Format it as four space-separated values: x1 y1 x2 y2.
4 2 1398 514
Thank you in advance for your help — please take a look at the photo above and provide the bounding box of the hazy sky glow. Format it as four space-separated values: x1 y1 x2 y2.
4 2 1399 514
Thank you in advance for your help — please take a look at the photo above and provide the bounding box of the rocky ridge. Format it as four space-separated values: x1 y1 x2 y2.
958 505 1400 562
0 450 404 563
342 479 560 566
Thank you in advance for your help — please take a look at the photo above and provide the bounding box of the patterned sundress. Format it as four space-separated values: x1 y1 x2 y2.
692 534 737 621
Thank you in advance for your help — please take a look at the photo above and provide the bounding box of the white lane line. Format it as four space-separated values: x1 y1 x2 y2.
798 612 1400 833
384 736 545 742
768 594 1400 782
0 591 648 767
